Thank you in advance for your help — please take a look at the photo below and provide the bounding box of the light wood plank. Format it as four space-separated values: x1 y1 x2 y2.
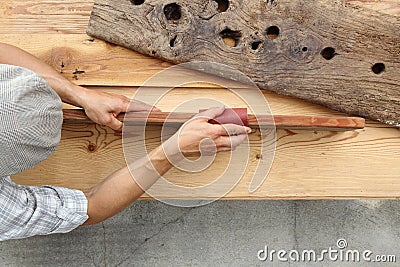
12 87 400 199
0 34 174 87
0 0 94 34
12 120 400 199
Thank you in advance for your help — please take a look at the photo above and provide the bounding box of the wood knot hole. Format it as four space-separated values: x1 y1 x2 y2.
251 41 262 50
372 63 385 74
131 0 144 5
213 0 229 12
164 3 181 21
220 28 242 47
170 35 177 47
321 47 335 60
266 26 280 39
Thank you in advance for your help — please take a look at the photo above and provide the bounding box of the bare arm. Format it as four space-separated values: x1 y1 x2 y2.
0 43 250 225
0 42 159 130
82 107 251 225
0 42 88 107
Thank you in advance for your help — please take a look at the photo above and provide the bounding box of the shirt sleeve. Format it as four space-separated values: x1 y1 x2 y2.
0 176 88 241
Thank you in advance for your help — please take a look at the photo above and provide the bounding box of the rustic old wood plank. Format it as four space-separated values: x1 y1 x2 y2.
87 0 400 126
0 0 399 34
12 121 400 199
63 109 365 131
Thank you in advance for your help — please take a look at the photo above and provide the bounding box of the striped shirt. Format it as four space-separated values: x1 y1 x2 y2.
0 64 88 241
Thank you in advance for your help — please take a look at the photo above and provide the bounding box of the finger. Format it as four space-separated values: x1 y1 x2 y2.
215 134 247 149
127 99 161 112
195 106 225 121
106 115 123 131
217 147 232 153
218 124 252 136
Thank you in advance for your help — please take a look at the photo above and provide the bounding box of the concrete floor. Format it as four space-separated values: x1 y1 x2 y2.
0 200 398 267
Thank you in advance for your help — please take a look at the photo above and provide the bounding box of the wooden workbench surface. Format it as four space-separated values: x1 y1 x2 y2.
3 0 400 199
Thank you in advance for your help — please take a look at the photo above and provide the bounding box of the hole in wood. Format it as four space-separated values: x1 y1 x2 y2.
164 3 181 21
302 47 308 52
213 0 229 12
321 47 335 60
170 35 177 47
251 41 262 50
372 63 385 74
220 28 242 47
131 0 145 5
266 26 280 39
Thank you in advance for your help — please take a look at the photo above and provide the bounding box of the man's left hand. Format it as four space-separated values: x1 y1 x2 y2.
81 89 160 130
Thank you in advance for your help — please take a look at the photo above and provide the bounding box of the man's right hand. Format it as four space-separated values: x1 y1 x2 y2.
172 106 252 157
82 106 251 225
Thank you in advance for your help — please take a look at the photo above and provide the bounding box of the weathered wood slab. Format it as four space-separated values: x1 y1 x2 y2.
1 0 399 35
63 109 365 131
87 0 400 126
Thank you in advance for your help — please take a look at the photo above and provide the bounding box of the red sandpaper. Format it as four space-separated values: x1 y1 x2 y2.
199 108 248 126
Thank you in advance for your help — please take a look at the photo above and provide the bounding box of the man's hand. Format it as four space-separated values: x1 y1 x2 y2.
79 88 160 131
0 42 160 131
83 106 251 225
164 106 252 159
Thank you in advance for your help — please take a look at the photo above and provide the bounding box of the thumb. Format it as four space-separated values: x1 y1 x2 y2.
196 106 225 120
107 115 123 131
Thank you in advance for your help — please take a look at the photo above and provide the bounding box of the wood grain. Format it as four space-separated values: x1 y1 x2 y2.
3 0 400 199
87 0 400 125
0 34 174 87
0 34 397 124
63 109 366 131
0 0 94 34
12 86 399 199
0 0 399 34
12 122 400 199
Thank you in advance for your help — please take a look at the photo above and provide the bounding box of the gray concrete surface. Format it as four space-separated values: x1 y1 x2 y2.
0 200 398 267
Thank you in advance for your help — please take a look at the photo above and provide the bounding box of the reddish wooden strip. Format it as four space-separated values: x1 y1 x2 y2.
63 109 365 131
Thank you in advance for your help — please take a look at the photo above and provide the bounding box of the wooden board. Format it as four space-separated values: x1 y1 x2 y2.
63 109 366 131
1 0 400 35
12 119 400 199
2 0 400 199
12 86 400 199
87 0 400 126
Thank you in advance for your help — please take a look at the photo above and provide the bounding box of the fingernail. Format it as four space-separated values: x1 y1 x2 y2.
246 127 252 133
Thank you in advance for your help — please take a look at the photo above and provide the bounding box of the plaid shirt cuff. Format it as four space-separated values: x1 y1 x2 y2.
0 177 89 241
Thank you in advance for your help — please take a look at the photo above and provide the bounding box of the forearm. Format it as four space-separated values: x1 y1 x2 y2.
0 42 87 106
82 145 178 225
